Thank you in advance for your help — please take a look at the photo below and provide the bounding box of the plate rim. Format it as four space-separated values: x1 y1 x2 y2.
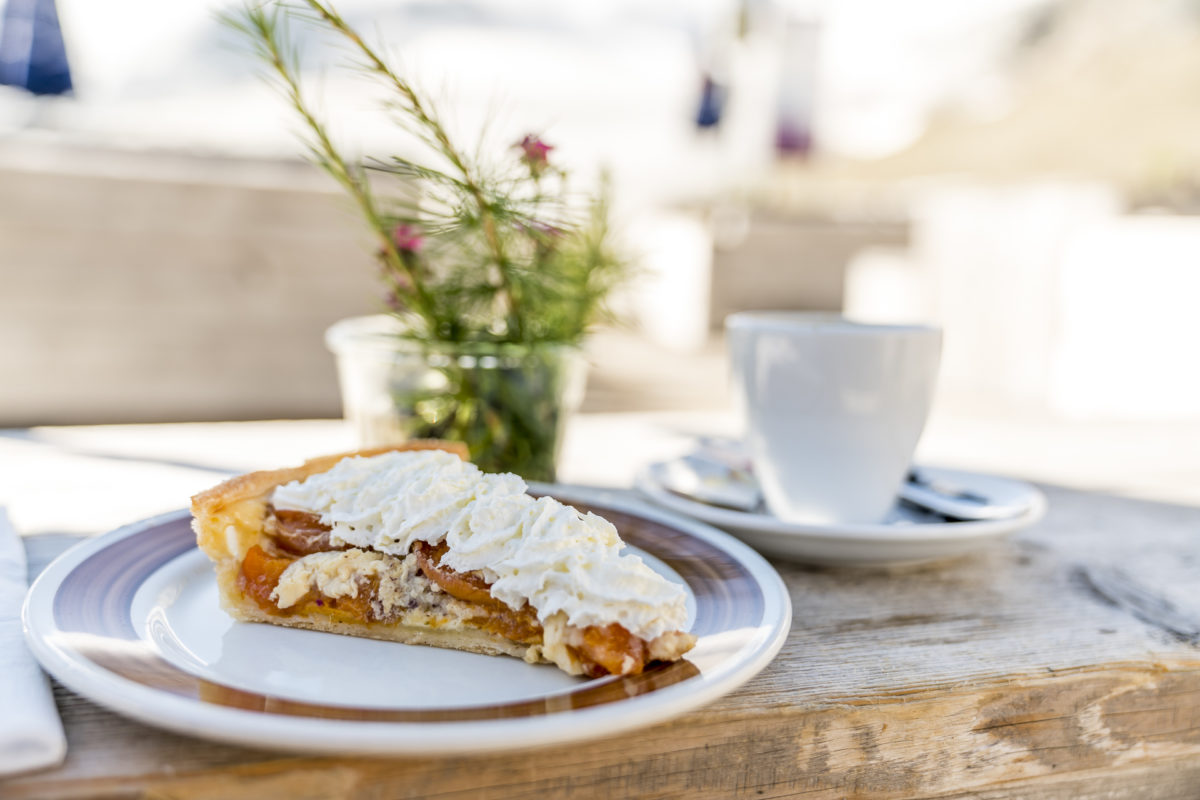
22 489 791 755
636 462 1047 544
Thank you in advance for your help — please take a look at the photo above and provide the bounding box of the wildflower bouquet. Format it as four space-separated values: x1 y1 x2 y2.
227 0 628 480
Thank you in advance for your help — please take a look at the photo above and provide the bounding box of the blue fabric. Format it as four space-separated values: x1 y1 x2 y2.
0 0 72 95
695 74 725 129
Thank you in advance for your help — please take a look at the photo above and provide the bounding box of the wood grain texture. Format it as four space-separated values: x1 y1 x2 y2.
5 483 1200 799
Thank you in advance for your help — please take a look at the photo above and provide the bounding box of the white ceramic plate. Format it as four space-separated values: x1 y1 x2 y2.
23 487 790 755
637 463 1047 567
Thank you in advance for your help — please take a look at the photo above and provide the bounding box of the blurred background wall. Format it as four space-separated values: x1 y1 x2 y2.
3 0 1200 428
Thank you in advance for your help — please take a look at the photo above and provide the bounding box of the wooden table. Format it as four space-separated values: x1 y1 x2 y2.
3 421 1199 799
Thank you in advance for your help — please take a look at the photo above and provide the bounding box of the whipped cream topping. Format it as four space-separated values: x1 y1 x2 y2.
271 450 689 640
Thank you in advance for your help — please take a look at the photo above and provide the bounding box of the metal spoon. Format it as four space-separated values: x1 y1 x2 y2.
658 454 1027 522
899 469 1030 521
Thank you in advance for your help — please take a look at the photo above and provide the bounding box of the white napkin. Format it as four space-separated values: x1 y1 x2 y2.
0 508 67 775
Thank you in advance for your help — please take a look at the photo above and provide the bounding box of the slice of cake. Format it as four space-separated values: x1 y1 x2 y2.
190 443 696 676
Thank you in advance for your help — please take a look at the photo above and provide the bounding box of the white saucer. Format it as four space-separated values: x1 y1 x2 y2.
636 461 1046 567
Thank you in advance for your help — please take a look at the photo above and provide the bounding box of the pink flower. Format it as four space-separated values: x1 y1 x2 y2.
384 288 406 312
516 134 553 174
392 223 424 253
517 220 563 245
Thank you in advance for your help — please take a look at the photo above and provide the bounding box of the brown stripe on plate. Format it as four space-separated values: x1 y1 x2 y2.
52 500 765 722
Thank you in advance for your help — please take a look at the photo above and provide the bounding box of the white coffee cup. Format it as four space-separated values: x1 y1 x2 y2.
726 312 942 524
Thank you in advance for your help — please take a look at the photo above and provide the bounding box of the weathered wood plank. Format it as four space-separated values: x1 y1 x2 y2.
5 483 1200 799
0 166 378 424
9 665 1199 799
928 758 1200 800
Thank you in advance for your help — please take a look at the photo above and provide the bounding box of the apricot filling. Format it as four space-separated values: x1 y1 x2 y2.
239 507 656 676
413 540 496 606
269 508 348 556
237 544 378 624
